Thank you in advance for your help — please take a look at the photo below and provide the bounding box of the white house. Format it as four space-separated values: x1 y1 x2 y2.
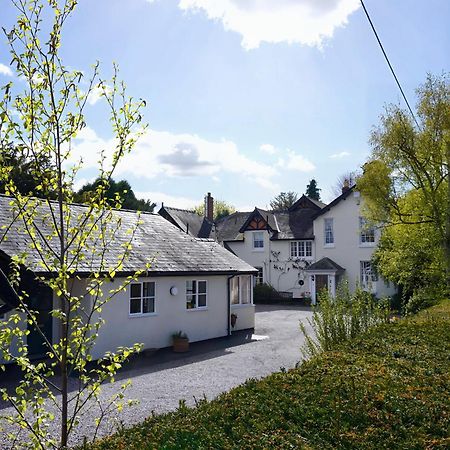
160 188 397 304
307 184 397 303
0 195 256 363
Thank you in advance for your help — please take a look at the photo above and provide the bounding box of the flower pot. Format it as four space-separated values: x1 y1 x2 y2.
173 337 189 353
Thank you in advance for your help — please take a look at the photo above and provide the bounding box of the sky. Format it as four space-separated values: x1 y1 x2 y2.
0 0 449 210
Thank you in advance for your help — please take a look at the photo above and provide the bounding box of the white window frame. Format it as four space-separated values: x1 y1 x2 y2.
129 281 156 316
186 280 208 310
324 218 334 246
290 241 313 259
254 267 263 285
359 217 375 246
360 261 378 289
231 275 253 306
252 231 264 251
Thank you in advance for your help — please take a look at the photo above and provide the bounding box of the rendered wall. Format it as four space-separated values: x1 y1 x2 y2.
314 191 397 298
88 275 231 360
227 231 313 298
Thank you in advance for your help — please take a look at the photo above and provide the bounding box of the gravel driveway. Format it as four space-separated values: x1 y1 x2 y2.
0 304 313 447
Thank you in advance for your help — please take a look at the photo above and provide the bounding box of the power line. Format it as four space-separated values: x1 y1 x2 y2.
359 0 420 129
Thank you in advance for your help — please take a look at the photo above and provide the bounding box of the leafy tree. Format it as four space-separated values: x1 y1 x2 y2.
357 74 449 296
269 191 298 211
75 178 156 212
0 143 57 197
194 199 236 221
0 1 147 447
305 179 321 200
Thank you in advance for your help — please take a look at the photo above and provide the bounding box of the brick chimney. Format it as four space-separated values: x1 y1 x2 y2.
342 179 350 194
204 192 214 222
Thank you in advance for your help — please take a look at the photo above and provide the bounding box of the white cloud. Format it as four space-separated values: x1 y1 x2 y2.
0 63 13 76
260 143 277 155
178 0 360 49
329 151 350 159
135 191 200 210
71 127 279 190
277 149 315 172
87 83 112 106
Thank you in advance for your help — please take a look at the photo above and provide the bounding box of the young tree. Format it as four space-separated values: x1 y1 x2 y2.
75 178 156 212
194 199 236 221
305 179 321 200
0 1 148 447
357 73 449 295
269 191 298 211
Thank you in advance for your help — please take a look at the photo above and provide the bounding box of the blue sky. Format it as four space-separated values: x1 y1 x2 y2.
1 0 449 209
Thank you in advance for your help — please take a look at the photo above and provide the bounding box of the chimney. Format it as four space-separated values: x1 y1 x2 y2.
342 179 350 194
204 192 214 222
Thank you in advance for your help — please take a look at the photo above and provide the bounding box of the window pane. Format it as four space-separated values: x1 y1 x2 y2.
143 282 155 298
299 241 305 257
253 232 264 248
325 218 334 244
143 297 155 314
186 294 196 309
130 283 141 298
305 241 312 257
130 297 141 314
198 281 207 294
240 276 250 304
186 280 196 294
231 277 239 304
290 242 297 258
198 294 207 307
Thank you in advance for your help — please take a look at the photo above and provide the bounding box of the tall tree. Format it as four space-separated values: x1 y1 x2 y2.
357 73 449 295
194 199 236 221
305 179 321 200
0 1 147 447
75 178 156 212
269 191 298 211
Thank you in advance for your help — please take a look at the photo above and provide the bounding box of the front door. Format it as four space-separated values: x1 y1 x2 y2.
26 283 53 359
315 275 328 302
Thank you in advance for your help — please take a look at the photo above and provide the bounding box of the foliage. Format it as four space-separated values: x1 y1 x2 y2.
269 191 298 211
171 331 188 340
371 192 446 302
403 286 441 316
357 74 450 296
0 0 148 447
300 283 390 358
253 283 283 304
84 301 450 450
0 143 56 197
194 199 236 221
305 178 321 200
75 178 156 212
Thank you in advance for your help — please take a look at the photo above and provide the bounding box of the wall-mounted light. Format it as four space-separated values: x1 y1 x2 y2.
170 286 178 296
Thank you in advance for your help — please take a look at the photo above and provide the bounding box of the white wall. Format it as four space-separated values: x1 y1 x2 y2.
88 275 231 360
227 230 313 298
314 191 397 298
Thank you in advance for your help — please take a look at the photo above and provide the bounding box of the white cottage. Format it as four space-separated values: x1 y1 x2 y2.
0 195 256 363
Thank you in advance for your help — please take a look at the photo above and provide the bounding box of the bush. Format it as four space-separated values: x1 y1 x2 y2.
253 283 283 304
404 287 440 315
300 282 390 357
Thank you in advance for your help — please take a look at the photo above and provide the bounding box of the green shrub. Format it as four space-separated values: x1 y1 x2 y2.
404 287 440 315
300 282 390 357
253 283 283 304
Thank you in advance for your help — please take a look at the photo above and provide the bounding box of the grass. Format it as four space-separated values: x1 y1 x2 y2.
84 301 450 450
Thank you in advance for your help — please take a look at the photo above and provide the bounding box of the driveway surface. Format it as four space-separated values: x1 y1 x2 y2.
0 304 313 447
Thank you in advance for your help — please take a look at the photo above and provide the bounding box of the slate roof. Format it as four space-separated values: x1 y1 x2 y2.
305 257 345 273
313 186 356 218
0 195 256 276
215 212 249 242
158 206 213 238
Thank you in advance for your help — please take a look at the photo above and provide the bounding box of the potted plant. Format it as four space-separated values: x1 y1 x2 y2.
230 313 238 328
172 331 189 353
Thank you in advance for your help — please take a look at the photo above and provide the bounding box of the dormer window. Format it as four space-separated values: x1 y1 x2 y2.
253 231 264 250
